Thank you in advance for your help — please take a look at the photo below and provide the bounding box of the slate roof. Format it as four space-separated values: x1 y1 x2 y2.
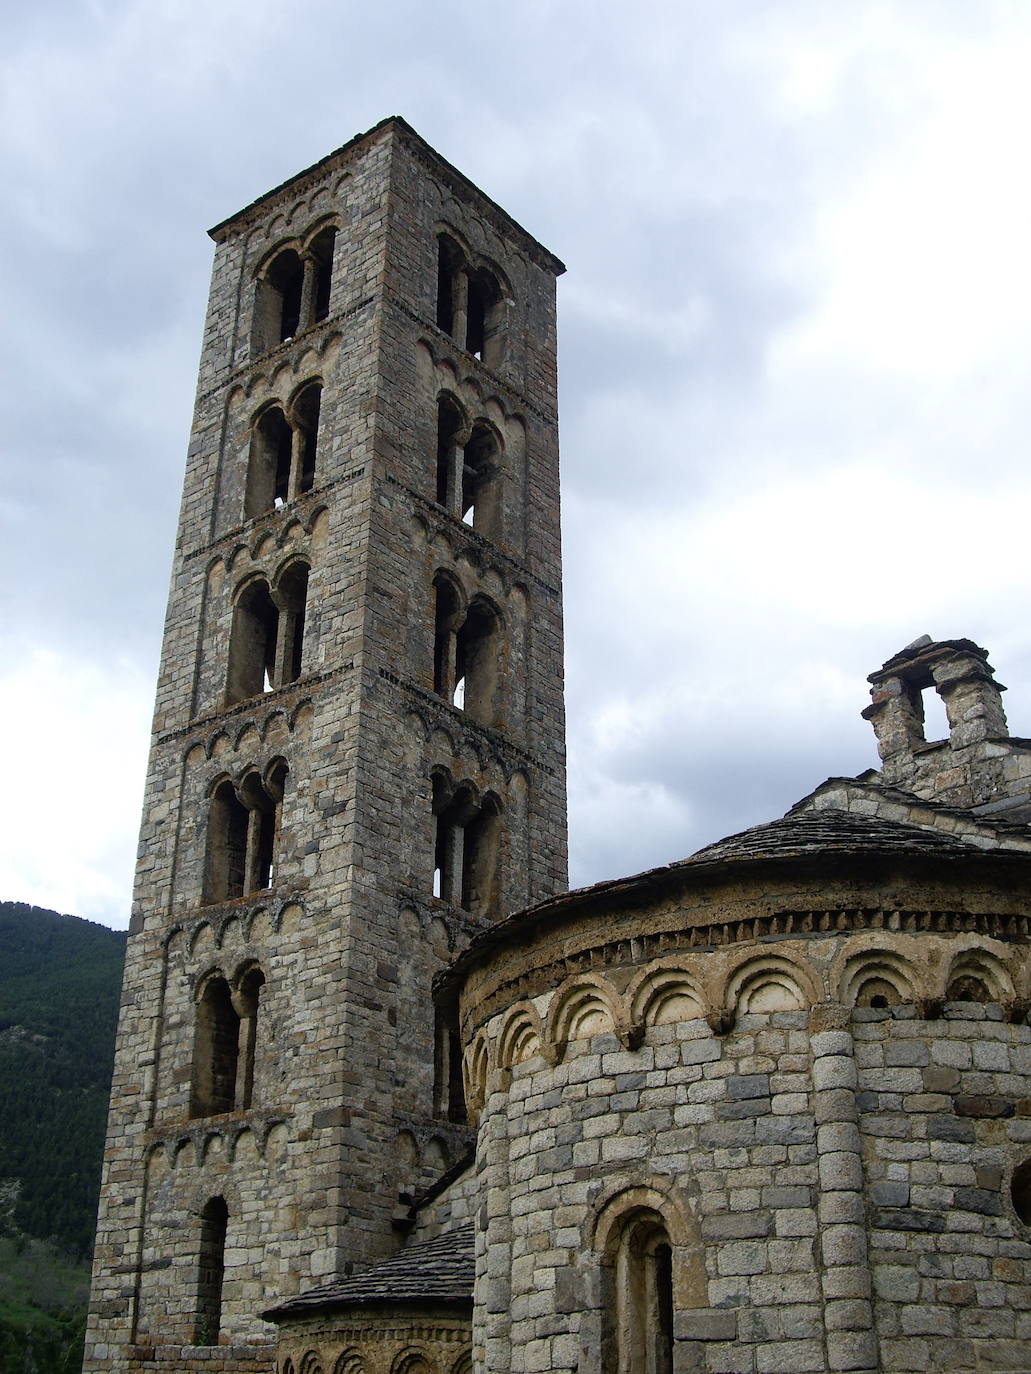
264 1224 474 1321
434 802 1031 1003
687 807 979 864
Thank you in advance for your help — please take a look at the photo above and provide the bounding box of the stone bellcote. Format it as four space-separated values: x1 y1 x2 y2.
861 635 1031 813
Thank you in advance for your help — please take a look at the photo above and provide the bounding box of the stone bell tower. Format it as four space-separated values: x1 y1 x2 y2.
84 117 567 1373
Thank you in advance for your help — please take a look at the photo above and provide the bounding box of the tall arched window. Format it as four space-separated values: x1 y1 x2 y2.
191 977 239 1116
245 407 293 518
203 765 289 905
461 423 501 539
435 394 466 510
293 383 322 496
226 563 311 705
605 1209 674 1374
432 573 464 701
226 579 278 703
195 1196 228 1344
309 225 337 324
245 384 322 520
455 597 500 723
431 774 502 917
275 561 310 686
252 248 305 351
191 964 268 1118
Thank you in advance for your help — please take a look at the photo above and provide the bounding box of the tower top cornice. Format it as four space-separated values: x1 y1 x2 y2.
207 115 566 276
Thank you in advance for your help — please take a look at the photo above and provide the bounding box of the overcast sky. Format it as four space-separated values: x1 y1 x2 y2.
4 0 1031 930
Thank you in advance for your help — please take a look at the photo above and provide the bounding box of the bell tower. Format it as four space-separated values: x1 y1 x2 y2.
84 117 567 1372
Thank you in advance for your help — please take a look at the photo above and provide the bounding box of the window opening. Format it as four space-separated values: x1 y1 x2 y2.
191 978 239 1116
465 267 503 367
1013 1159 1031 1225
276 561 310 686
608 1212 675 1374
461 424 500 537
235 966 266 1110
226 580 279 704
436 395 464 509
436 235 462 336
268 250 304 342
461 796 500 915
204 766 289 905
920 686 950 744
455 598 499 724
433 576 463 700
205 782 249 903
245 408 293 519
195 1196 228 1344
293 383 321 496
309 226 337 323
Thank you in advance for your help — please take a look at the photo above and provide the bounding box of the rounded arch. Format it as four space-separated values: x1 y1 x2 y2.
840 947 917 1009
548 973 621 1052
724 953 816 1015
945 945 1014 1003
332 1352 366 1374
298 1349 323 1374
628 964 705 1029
463 1032 489 1112
496 1002 544 1068
390 1350 436 1374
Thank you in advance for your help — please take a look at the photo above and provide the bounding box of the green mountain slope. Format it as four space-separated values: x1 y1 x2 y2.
0 902 125 1258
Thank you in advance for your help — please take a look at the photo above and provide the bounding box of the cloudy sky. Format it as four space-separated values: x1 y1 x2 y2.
4 0 1031 930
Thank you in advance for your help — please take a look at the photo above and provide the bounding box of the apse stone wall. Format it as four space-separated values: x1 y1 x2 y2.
462 929 1031 1374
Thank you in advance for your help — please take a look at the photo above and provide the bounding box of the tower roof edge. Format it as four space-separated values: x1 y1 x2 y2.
207 115 566 275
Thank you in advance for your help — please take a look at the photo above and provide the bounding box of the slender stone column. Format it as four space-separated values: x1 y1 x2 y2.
810 1003 879 1373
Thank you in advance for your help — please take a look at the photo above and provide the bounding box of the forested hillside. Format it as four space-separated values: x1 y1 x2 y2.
0 901 125 1373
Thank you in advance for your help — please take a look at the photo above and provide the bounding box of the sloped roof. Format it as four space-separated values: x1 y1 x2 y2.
434 803 1031 1003
687 807 978 864
264 1225 474 1321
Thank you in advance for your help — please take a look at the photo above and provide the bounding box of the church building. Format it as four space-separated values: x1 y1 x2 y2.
85 119 1031 1374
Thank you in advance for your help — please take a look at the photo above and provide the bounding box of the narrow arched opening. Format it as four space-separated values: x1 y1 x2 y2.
455 598 500 724
292 383 321 495
461 423 501 539
226 579 279 703
195 1196 228 1344
191 978 240 1117
245 407 293 518
275 560 311 686
309 226 337 323
204 781 249 903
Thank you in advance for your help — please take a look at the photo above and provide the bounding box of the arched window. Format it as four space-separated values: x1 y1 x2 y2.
275 561 310 687
606 1209 674 1374
292 382 322 496
455 597 500 723
195 1196 228 1344
461 423 501 539
431 774 502 917
235 965 266 1111
432 574 464 701
226 564 310 705
309 225 337 324
435 234 507 368
435 394 466 509
436 234 463 336
226 579 278 703
252 248 305 351
244 383 322 520
203 765 289 905
245 407 293 518
204 781 249 903
191 977 239 1116
466 265 504 366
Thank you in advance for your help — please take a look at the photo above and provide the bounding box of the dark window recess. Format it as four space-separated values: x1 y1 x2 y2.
195 1196 228 1345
